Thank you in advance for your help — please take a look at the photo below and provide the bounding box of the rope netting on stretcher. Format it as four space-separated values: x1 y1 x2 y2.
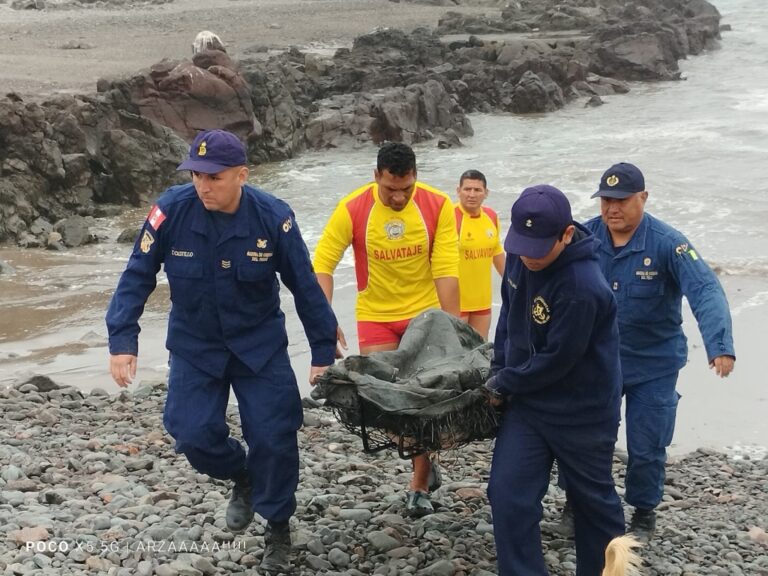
312 309 500 457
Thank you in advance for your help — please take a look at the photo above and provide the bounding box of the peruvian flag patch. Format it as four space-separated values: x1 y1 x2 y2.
147 205 166 230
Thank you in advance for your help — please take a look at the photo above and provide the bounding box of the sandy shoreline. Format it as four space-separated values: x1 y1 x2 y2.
0 0 491 99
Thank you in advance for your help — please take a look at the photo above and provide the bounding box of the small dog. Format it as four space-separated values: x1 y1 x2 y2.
602 535 643 576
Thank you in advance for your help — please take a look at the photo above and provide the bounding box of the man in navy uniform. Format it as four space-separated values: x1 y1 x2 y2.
585 162 735 540
485 185 625 576
106 129 337 573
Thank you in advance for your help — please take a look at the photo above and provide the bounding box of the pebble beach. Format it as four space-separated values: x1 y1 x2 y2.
1 377 766 575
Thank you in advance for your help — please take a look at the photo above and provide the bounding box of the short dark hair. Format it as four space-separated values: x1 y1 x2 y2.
459 169 487 187
377 142 416 177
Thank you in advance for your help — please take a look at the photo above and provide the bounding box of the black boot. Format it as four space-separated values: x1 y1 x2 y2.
225 469 254 532
555 499 575 538
261 520 291 574
628 507 656 543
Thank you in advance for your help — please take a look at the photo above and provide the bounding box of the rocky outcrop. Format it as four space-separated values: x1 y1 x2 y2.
99 51 258 143
238 49 322 162
593 30 682 80
510 71 565 113
305 80 472 149
438 12 512 35
0 95 187 245
0 0 723 246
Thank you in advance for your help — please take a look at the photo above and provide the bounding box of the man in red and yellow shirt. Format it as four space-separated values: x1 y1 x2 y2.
454 170 505 339
313 142 459 516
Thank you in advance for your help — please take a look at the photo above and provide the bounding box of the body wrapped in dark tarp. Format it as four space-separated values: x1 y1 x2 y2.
312 309 500 456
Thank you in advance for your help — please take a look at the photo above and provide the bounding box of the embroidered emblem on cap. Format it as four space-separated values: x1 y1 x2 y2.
198 141 207 156
532 295 551 325
606 174 619 187
525 218 533 228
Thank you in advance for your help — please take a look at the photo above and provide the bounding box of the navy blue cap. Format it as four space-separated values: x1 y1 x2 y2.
592 162 645 199
177 130 247 173
504 185 573 258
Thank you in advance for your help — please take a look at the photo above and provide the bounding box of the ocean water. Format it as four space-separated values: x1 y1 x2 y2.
0 0 765 456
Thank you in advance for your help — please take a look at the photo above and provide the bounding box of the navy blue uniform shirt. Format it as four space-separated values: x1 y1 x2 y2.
491 225 622 426
585 213 735 385
106 183 338 377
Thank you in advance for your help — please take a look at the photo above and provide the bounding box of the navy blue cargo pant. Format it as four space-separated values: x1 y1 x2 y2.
488 406 624 576
624 372 680 511
163 350 303 522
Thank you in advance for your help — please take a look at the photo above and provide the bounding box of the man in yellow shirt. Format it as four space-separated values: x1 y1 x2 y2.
455 170 505 339
313 142 460 517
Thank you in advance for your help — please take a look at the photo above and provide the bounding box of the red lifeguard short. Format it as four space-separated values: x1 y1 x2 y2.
357 318 412 347
460 307 491 318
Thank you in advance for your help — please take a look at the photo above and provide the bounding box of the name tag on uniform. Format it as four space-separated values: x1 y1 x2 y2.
246 251 273 262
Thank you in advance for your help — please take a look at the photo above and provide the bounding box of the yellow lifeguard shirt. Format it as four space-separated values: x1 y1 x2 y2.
455 203 504 312
313 181 459 322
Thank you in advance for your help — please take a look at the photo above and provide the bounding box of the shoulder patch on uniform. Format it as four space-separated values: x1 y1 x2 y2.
147 205 166 230
282 218 293 233
140 230 155 253
532 295 551 325
674 242 698 260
